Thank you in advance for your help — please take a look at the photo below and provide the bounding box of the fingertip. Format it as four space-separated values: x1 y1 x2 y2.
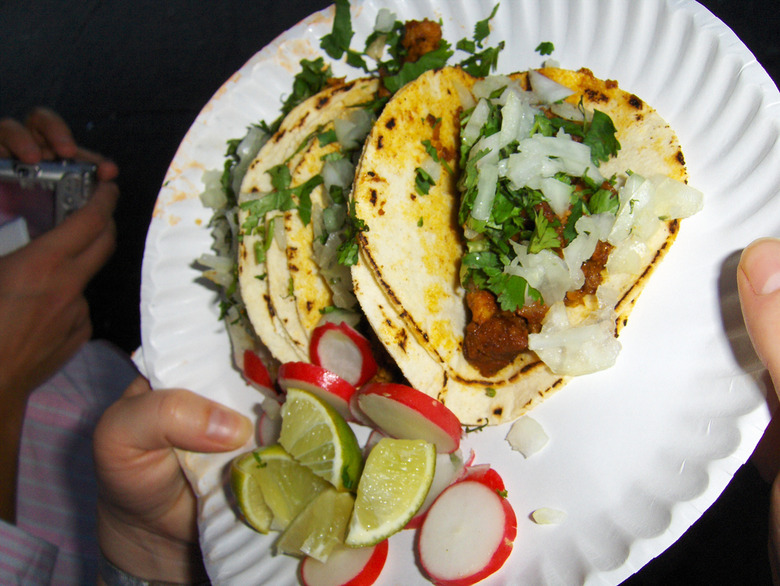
97 160 120 181
205 405 253 449
739 238 780 296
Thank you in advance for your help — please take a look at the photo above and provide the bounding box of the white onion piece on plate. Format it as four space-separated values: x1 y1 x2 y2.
531 507 568 525
505 416 549 458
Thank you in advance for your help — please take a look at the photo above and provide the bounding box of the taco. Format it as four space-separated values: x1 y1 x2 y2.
237 77 381 364
350 66 702 425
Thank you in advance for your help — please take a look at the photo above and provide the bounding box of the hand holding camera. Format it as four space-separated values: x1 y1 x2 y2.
0 107 119 402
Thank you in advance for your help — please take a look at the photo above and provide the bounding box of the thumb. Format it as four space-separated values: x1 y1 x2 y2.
737 238 780 390
97 381 253 456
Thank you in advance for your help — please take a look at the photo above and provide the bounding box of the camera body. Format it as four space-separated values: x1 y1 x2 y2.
0 159 97 238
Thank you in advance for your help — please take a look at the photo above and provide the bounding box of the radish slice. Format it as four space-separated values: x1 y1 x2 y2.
362 429 386 459
310 321 378 387
406 450 465 529
459 464 506 494
356 383 462 453
257 411 282 446
418 480 517 586
277 362 357 422
242 349 276 395
349 390 375 427
301 540 389 586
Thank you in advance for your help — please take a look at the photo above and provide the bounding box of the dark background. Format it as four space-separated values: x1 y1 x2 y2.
1 0 778 583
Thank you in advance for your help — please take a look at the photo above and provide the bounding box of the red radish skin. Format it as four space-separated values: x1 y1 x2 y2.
242 349 275 393
277 362 357 422
301 540 389 586
310 321 378 387
356 383 462 453
459 464 506 493
418 480 517 586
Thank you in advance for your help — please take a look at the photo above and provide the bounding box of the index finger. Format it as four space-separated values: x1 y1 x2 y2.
0 117 43 162
25 107 78 160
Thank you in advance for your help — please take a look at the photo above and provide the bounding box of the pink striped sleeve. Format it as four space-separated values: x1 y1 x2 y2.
0 519 57 585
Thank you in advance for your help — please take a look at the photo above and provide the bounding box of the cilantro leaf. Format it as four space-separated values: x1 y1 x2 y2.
320 0 354 59
535 41 555 56
292 175 324 226
382 41 454 94
588 187 619 215
584 110 621 165
415 167 435 195
528 209 562 253
474 4 500 45
486 270 535 312
337 201 368 266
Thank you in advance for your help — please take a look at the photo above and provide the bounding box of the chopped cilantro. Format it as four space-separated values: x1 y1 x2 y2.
527 209 562 253
415 167 435 195
584 110 621 165
317 128 338 147
337 200 368 266
535 41 555 55
320 0 354 59
383 42 454 94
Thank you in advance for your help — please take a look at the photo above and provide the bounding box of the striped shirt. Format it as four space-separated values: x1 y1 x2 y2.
0 341 138 585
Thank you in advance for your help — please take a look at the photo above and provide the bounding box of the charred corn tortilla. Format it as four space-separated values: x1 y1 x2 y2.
238 77 379 363
350 66 687 425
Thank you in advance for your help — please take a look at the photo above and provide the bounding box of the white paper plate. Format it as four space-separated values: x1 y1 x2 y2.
140 1 780 583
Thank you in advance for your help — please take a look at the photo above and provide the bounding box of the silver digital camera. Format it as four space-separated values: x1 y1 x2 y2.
0 159 97 237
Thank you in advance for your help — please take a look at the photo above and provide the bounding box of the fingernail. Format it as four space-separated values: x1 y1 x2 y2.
741 238 780 295
206 407 251 445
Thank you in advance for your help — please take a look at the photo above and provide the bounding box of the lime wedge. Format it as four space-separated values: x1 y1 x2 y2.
230 451 274 533
276 486 355 562
280 388 363 491
231 444 329 531
346 438 436 547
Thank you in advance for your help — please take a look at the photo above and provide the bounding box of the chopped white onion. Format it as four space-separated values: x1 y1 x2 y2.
528 69 575 104
420 156 442 184
649 174 704 219
453 81 476 111
550 100 588 122
322 157 355 193
539 176 573 216
506 244 571 305
505 416 549 458
528 302 621 375
312 232 357 309
470 162 499 222
200 169 227 210
462 98 491 147
500 89 536 146
472 75 514 102
365 34 386 61
605 238 647 275
531 507 567 525
334 108 373 151
374 8 395 33
232 125 269 195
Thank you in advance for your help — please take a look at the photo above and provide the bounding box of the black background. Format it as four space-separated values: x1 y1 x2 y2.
1 1 778 583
